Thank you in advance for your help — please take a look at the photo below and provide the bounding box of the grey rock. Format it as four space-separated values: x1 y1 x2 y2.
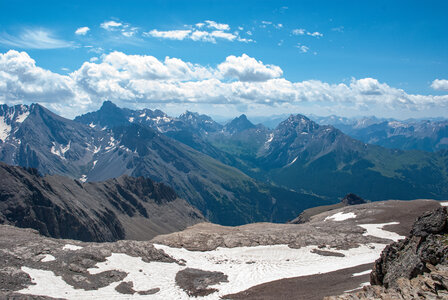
175 268 228 297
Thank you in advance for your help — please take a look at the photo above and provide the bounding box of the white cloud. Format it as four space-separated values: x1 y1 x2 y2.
144 25 248 43
307 31 323 37
292 28 306 35
296 44 309 53
431 79 448 91
100 21 123 31
195 22 205 28
0 29 73 49
0 50 88 116
205 20 230 31
190 30 215 42
75 27 90 36
292 28 323 37
100 20 137 37
210 30 237 41
145 29 191 40
1 50 447 118
217 54 283 82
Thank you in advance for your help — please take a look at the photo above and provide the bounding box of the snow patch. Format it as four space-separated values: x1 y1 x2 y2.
440 202 448 207
359 222 404 242
344 281 370 293
325 212 356 222
92 160 98 167
129 117 134 123
285 156 298 167
40 254 56 262
0 116 12 141
352 270 371 277
79 175 87 183
93 145 101 154
15 111 30 123
62 244 83 251
18 243 390 299
50 141 71 160
88 123 96 128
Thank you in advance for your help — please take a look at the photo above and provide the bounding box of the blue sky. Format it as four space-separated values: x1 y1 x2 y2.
0 0 447 119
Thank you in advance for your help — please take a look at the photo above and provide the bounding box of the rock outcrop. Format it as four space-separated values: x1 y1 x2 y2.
325 207 448 299
289 193 367 224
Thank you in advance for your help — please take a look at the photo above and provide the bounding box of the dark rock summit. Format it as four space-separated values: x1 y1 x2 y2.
341 193 367 206
0 162 204 242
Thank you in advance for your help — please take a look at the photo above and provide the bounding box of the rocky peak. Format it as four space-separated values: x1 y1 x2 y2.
276 114 320 135
224 114 255 134
179 111 222 133
74 101 129 129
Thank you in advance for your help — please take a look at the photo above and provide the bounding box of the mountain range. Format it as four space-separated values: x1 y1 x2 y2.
1 101 448 228
0 102 327 226
311 114 448 152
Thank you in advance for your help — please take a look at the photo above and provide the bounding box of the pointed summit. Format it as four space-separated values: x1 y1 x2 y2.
224 114 255 134
75 101 129 128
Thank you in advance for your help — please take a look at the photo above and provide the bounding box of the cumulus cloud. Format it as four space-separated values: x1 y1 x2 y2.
0 50 447 118
75 27 90 35
217 54 283 82
0 29 73 49
0 50 89 116
431 79 448 91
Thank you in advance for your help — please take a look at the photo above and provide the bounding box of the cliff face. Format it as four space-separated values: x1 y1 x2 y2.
326 207 448 299
0 162 204 242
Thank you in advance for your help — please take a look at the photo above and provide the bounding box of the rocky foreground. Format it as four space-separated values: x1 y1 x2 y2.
0 199 444 299
326 206 448 300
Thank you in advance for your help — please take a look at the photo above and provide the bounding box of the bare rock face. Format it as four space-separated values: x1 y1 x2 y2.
326 207 448 299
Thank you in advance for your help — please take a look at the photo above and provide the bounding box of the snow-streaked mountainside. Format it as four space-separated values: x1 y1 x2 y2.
2 101 448 224
0 199 442 300
0 102 328 226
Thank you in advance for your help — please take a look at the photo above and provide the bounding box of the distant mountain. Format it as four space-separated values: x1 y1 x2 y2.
1 102 327 226
310 114 448 152
178 110 223 134
0 162 203 242
223 114 256 134
257 114 448 201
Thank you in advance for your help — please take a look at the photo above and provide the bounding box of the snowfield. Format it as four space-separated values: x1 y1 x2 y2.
324 211 357 221
17 222 404 299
